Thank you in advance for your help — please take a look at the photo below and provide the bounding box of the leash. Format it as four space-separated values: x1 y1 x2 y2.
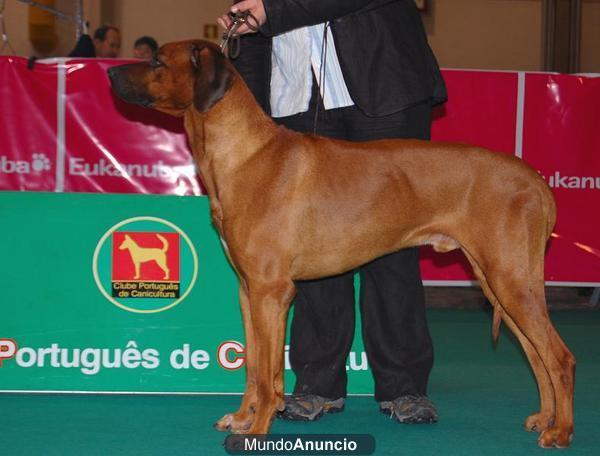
313 22 330 135
220 10 259 59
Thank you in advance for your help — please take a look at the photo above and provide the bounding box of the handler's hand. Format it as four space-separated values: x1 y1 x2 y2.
217 0 266 34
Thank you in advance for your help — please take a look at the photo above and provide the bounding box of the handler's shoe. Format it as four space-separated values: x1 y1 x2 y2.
277 394 345 421
380 394 438 424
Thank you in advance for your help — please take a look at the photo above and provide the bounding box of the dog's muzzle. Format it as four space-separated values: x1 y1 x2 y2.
108 65 154 108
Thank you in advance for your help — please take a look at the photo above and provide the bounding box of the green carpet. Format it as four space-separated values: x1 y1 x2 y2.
1 310 598 456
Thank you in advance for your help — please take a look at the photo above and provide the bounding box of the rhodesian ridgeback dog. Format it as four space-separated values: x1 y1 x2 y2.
108 40 575 448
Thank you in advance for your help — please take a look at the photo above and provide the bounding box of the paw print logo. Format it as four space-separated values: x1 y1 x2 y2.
31 153 52 172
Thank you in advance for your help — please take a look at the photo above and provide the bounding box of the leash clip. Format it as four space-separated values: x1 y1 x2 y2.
219 10 259 59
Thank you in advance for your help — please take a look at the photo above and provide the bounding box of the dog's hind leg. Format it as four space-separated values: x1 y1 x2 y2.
157 256 170 280
240 279 295 434
215 283 256 432
496 283 574 448
500 314 557 433
471 250 575 448
462 250 555 433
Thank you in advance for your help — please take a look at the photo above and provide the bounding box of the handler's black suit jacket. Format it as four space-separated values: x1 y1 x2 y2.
233 0 447 117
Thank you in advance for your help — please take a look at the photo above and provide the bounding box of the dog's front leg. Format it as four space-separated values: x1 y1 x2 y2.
215 283 257 432
236 279 295 435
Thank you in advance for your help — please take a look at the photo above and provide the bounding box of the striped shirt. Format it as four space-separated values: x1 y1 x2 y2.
270 22 355 118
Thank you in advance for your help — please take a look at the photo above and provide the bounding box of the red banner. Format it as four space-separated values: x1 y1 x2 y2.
422 70 521 282
431 69 518 154
0 57 598 285
522 74 600 283
0 57 57 191
63 59 200 195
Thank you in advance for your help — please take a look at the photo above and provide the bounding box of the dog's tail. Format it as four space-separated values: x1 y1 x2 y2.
156 234 169 252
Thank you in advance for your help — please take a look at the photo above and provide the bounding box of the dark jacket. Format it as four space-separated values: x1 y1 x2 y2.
233 0 447 117
68 34 96 57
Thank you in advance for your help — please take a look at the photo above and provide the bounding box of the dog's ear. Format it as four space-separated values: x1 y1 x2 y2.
191 45 234 113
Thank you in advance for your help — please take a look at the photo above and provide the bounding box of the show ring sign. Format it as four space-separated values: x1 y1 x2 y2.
0 192 373 394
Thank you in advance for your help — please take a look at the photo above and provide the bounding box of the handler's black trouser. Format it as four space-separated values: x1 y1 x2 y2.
275 81 434 402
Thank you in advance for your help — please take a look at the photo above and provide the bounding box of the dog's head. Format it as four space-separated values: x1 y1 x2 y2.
108 40 235 116
119 234 134 250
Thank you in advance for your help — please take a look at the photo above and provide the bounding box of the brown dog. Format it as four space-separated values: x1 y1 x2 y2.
108 40 575 448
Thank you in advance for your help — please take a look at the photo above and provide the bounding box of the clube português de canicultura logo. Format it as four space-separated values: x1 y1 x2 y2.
93 217 198 313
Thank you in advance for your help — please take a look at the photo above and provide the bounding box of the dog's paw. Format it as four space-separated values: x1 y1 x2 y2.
214 413 253 433
214 413 235 432
537 426 573 448
524 412 554 433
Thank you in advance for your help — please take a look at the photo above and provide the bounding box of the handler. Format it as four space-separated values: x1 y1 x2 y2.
219 0 447 423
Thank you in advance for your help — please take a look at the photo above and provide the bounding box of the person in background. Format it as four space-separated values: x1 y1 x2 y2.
68 25 121 58
92 25 121 58
219 0 447 425
133 36 158 60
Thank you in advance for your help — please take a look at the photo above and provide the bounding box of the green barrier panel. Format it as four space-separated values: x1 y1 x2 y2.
0 192 372 394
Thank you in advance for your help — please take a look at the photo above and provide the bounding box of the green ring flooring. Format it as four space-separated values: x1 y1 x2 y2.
2 310 598 456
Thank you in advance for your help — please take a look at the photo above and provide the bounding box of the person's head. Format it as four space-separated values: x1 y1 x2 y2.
133 36 158 60
93 25 121 58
